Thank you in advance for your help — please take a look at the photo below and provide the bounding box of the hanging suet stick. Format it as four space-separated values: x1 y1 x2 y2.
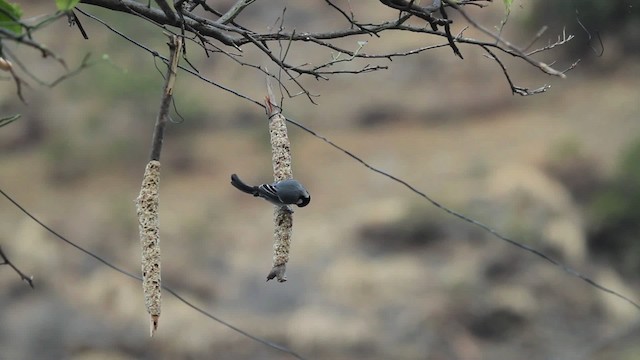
265 78 294 283
136 34 182 336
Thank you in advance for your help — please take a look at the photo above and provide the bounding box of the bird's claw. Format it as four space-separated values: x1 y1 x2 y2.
280 205 294 213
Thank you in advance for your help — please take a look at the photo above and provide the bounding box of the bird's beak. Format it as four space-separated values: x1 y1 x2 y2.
297 195 311 207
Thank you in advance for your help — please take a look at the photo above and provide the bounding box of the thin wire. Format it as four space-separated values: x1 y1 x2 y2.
283 116 640 312
0 187 306 360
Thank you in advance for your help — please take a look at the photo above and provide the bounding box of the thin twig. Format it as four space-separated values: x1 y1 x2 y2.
443 0 566 78
439 4 463 58
149 34 182 161
0 28 67 68
216 0 256 25
49 53 94 87
522 25 548 52
69 11 90 39
482 45 550 96
0 114 21 128
7 63 28 104
526 28 575 56
324 0 380 37
0 245 34 288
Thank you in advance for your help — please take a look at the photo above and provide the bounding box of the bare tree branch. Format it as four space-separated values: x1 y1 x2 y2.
154 0 178 22
75 0 575 99
80 0 236 46
149 35 182 161
439 3 463 58
0 28 66 65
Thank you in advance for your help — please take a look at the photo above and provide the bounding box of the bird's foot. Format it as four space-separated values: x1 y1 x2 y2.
280 205 294 214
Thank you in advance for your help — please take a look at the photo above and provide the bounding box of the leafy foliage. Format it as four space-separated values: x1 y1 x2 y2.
55 0 80 11
588 136 640 277
0 0 22 34
503 0 513 11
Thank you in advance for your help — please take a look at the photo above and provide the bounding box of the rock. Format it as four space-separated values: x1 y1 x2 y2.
482 164 587 264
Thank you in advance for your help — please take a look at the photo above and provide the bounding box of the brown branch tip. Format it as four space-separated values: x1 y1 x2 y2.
0 246 34 288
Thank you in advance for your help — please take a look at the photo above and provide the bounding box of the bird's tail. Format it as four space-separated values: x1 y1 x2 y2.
230 174 259 196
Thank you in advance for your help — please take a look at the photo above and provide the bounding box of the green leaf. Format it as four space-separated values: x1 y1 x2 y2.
503 0 513 11
55 0 81 11
0 0 23 34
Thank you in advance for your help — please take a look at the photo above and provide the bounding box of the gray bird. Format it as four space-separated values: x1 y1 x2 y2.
230 174 311 210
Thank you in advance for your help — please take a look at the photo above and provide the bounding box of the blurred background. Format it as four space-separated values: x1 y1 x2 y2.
1 0 640 359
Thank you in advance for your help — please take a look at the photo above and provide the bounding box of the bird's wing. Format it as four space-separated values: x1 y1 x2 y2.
258 183 281 202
